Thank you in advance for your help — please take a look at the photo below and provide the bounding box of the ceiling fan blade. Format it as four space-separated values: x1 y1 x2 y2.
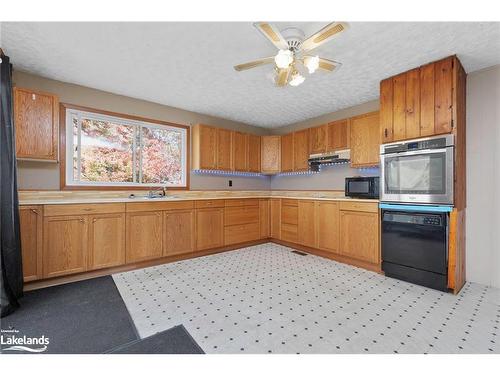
253 22 289 50
275 68 291 87
301 22 349 53
234 57 275 71
317 57 342 72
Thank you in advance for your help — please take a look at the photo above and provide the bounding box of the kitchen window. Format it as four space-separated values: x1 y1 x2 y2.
63 105 188 188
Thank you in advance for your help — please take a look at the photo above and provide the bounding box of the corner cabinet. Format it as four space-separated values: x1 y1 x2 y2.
14 87 59 161
380 55 459 143
261 136 281 174
350 112 380 167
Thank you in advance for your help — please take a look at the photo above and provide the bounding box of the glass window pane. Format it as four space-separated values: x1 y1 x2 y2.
72 117 79 181
141 126 183 185
79 118 134 183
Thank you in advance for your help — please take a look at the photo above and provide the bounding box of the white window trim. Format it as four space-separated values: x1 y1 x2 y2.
65 109 187 188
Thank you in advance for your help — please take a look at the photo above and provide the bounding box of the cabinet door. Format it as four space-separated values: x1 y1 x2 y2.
420 62 436 137
261 136 281 174
405 68 421 139
126 211 163 263
350 112 380 167
270 199 281 239
293 129 309 171
216 128 233 170
434 57 453 134
14 88 58 160
19 206 43 282
197 125 217 169
379 78 394 143
327 119 350 151
233 131 249 171
392 73 407 141
259 199 270 239
298 200 317 248
281 133 294 172
317 201 339 253
309 125 327 154
248 134 261 172
340 211 379 264
196 208 224 250
43 215 87 278
88 213 125 270
164 210 195 256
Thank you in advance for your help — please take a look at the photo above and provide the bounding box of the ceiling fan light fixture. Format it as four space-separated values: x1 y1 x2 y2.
274 49 293 69
289 71 305 87
304 55 320 74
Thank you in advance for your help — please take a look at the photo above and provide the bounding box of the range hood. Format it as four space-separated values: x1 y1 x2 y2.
308 149 351 171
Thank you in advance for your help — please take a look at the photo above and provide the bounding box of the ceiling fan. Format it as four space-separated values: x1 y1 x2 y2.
234 22 349 87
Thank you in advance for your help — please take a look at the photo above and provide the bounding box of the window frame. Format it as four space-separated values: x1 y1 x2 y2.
60 103 190 190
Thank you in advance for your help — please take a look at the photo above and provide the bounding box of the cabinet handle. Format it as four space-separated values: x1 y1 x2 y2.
30 209 39 215
83 208 92 211
384 128 388 138
32 93 36 101
80 218 86 223
92 218 97 223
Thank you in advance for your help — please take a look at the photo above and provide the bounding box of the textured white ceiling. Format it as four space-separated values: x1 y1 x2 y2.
2 22 500 128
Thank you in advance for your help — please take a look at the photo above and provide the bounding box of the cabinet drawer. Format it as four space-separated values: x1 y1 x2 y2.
224 207 259 226
126 200 193 212
195 199 225 209
44 203 125 216
225 199 259 207
281 199 298 207
281 223 298 243
339 201 379 213
281 205 298 225
224 222 260 245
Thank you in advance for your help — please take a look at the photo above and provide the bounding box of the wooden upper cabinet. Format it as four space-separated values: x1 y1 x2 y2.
248 134 261 172
380 56 457 143
14 87 58 161
192 124 217 170
350 112 380 167
281 133 294 172
293 129 309 171
232 131 249 171
261 135 281 174
164 209 195 256
216 128 233 170
19 206 43 282
327 119 350 151
126 211 163 263
309 125 327 154
43 215 88 278
88 213 125 270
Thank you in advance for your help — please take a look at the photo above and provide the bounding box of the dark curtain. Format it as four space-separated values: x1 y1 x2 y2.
0 51 24 317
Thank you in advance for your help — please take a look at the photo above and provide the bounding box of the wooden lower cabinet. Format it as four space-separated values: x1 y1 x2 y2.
281 200 298 243
317 201 340 253
339 210 379 264
88 213 125 270
298 200 317 248
196 208 224 250
259 199 270 239
126 211 163 263
164 210 195 256
43 215 88 278
270 199 281 239
19 206 43 282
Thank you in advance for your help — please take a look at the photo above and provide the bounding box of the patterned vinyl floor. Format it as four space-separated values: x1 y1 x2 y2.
113 243 500 354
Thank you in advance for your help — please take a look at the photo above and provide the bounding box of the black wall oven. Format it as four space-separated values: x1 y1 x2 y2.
345 176 379 199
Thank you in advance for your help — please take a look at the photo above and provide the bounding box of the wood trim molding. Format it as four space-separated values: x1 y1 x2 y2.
59 103 190 191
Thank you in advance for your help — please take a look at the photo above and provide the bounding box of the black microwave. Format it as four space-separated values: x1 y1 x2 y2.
345 176 380 199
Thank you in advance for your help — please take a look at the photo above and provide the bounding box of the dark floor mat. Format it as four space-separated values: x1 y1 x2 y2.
108 325 204 354
1 276 138 354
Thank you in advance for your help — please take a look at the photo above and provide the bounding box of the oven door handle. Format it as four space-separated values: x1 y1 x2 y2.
382 148 451 158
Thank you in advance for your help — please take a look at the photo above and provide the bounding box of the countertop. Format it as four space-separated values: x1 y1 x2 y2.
18 190 379 205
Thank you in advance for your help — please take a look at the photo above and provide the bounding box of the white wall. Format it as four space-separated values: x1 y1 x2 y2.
466 64 500 288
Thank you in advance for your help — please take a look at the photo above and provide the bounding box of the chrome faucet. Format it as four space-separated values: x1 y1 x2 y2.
148 186 167 199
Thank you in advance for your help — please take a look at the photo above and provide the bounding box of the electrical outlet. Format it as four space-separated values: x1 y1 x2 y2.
228 180 233 187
